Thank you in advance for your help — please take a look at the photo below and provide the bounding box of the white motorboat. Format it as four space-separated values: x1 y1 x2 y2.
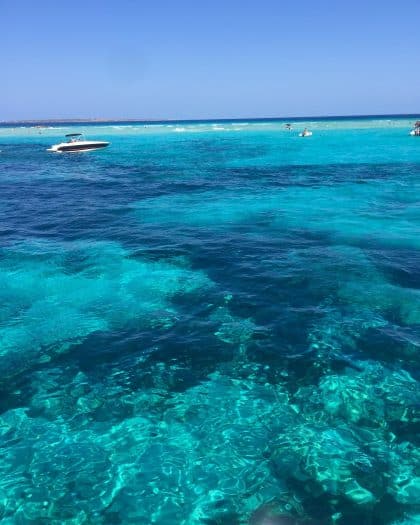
47 133 110 152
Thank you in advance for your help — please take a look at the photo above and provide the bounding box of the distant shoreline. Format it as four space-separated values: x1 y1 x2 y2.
1 113 420 127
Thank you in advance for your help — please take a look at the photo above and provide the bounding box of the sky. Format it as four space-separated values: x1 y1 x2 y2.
1 0 420 121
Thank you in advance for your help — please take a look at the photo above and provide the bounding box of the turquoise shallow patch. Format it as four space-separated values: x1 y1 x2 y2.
0 241 212 379
136 179 420 250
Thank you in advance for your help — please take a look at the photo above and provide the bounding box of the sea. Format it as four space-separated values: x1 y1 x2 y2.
0 116 419 524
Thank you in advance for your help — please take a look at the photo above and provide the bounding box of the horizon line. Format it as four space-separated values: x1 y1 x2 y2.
1 112 420 126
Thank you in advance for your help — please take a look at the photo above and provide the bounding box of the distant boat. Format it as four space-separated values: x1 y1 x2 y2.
409 121 420 136
47 133 110 152
299 129 312 137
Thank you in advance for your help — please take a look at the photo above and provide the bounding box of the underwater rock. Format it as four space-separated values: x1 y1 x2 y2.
391 513 420 525
307 306 388 366
0 240 212 381
250 514 299 525
269 420 381 505
249 504 318 525
294 360 419 428
285 360 419 507
0 407 124 522
387 442 420 505
211 306 258 346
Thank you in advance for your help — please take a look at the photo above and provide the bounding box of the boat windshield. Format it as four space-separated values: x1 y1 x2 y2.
65 133 83 142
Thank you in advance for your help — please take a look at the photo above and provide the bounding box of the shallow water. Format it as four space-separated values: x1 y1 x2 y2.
0 118 419 524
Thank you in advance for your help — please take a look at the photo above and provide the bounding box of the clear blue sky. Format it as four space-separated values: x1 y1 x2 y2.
2 0 419 120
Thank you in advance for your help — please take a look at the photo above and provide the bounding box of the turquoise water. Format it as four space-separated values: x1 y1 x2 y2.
0 118 419 524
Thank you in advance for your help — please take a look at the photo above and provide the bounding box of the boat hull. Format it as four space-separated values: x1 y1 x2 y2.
47 141 110 152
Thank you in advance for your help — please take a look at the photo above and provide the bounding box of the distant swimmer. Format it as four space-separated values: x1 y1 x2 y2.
285 123 292 130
